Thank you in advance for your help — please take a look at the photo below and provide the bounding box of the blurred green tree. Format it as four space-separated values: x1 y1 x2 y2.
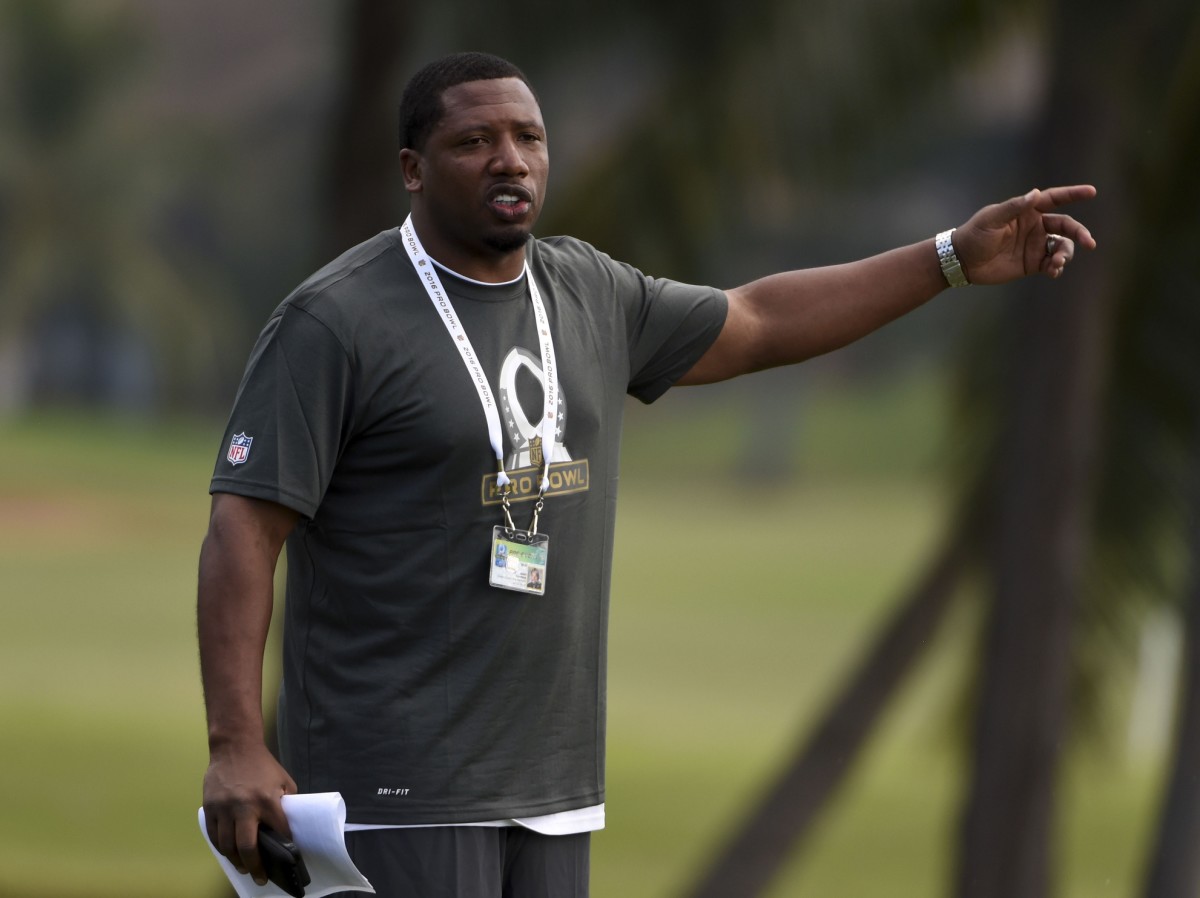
676 0 1200 896
955 3 1200 897
0 0 236 408
1117 8 1200 897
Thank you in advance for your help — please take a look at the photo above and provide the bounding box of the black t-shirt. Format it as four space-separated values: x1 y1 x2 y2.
211 228 727 824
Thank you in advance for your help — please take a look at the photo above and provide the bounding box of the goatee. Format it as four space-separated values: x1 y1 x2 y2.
484 231 529 254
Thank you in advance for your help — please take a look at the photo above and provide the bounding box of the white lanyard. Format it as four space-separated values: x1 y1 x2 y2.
399 215 559 493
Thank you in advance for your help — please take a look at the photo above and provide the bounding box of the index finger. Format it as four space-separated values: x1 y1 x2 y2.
235 813 269 885
1033 184 1097 210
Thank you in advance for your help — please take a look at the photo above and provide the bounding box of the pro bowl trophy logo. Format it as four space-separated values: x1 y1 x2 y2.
498 347 570 470
226 432 253 466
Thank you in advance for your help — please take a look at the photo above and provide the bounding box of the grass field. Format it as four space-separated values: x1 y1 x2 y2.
0 373 1164 897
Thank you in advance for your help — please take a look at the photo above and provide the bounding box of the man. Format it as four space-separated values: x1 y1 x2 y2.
198 52 1095 897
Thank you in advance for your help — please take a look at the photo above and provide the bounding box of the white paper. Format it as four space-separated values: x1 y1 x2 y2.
199 792 374 898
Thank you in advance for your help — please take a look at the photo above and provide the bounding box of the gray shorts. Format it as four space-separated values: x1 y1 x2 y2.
329 827 590 898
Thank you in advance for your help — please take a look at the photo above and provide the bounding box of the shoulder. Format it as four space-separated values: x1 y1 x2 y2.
290 229 410 307
526 234 645 295
272 229 415 342
528 234 627 269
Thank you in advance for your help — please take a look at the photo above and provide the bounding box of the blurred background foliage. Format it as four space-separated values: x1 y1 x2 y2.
2 0 1199 896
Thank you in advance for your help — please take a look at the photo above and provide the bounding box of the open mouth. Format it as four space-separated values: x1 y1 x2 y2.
488 186 533 220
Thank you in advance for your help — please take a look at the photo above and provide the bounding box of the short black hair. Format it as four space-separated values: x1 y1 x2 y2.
399 52 536 151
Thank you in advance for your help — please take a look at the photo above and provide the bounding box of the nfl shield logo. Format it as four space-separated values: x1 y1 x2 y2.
227 432 253 465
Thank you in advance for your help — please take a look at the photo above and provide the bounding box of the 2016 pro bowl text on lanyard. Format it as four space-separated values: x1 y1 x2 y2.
400 215 558 596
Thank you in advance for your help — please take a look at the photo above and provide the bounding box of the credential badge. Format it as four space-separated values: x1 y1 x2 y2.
227 432 253 465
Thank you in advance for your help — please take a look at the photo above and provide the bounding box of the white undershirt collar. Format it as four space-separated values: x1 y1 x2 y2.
430 256 525 287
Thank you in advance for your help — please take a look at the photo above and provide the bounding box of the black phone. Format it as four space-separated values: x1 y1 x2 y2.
257 825 311 898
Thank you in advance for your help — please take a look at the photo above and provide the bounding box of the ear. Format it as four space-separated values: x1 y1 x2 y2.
399 148 423 193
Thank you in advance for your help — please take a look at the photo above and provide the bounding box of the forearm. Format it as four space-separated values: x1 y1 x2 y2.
744 239 946 366
197 500 286 751
681 239 948 384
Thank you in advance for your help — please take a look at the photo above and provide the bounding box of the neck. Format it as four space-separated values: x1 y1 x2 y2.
407 212 527 283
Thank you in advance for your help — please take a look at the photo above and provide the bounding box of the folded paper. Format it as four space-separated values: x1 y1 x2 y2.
199 792 374 898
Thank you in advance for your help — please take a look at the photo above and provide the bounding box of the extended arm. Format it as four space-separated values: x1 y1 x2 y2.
680 185 1097 384
197 492 300 885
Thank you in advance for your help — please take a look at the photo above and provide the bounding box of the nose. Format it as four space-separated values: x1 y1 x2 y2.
490 135 529 177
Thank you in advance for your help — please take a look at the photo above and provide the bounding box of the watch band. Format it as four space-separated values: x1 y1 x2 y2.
935 229 970 288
